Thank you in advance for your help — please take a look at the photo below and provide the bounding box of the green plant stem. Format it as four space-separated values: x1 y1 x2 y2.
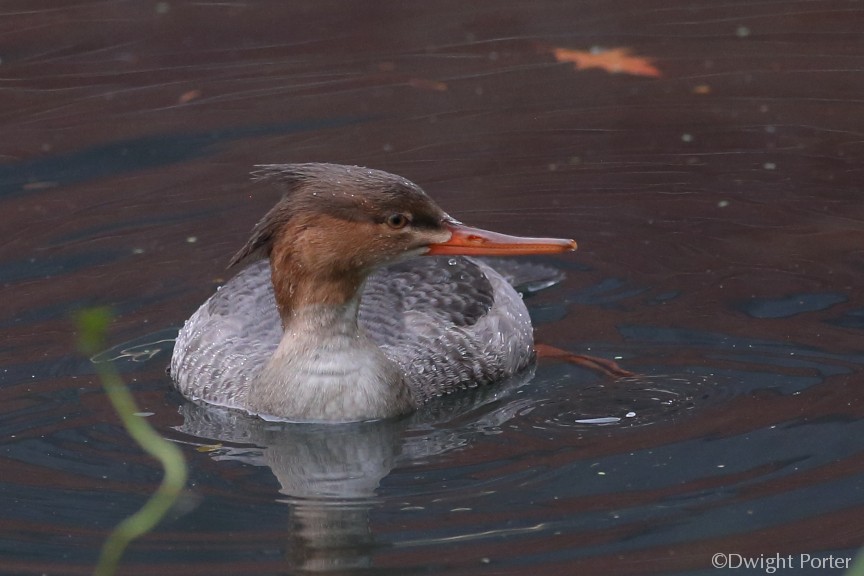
77 309 188 576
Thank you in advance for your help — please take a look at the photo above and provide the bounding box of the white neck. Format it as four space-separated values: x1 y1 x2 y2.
245 297 415 422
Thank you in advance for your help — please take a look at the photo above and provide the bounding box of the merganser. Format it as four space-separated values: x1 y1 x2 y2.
170 163 576 422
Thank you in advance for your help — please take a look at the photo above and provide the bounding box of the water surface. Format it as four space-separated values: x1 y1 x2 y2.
2 1 864 574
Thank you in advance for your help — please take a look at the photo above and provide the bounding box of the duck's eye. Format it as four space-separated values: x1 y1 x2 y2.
385 213 410 229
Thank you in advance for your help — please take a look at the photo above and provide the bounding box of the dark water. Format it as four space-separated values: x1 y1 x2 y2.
3 1 864 574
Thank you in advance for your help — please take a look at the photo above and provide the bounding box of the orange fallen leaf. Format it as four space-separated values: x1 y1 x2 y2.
552 47 661 78
178 89 202 104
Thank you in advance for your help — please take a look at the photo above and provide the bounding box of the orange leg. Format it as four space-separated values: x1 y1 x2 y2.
535 343 634 378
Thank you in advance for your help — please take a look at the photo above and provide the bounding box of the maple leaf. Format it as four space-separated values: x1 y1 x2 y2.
551 46 661 78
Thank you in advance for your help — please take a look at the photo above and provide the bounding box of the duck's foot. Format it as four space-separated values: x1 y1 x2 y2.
535 343 634 378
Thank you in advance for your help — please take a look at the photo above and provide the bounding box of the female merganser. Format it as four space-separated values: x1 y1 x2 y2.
170 163 576 422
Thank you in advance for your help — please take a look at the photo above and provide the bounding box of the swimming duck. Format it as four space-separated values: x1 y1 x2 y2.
170 163 576 422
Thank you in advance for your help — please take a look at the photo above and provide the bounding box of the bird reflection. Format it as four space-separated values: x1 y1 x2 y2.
175 368 536 571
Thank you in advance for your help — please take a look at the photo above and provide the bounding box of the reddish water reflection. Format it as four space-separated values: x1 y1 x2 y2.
2 1 864 575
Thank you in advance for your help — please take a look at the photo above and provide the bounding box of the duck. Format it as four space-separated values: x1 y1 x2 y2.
170 163 576 422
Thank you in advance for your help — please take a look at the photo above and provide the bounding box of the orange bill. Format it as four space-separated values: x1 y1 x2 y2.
428 221 577 256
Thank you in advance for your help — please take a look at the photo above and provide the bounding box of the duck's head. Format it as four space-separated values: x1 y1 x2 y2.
229 163 576 317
